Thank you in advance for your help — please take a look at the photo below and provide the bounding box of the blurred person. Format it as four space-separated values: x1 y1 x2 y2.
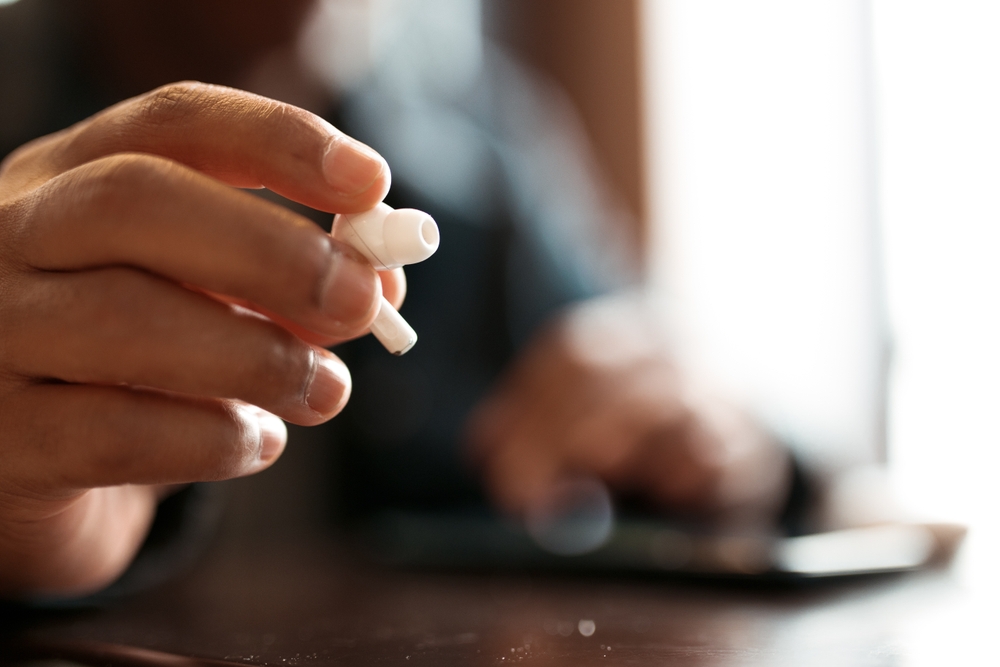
0 0 797 600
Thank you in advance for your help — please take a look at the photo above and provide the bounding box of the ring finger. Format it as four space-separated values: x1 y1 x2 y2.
5 267 350 425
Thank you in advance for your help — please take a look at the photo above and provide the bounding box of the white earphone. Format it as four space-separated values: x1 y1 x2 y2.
332 203 440 355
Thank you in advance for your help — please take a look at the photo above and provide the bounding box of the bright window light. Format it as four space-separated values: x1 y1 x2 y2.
872 0 1000 585
641 0 885 470
642 0 1000 589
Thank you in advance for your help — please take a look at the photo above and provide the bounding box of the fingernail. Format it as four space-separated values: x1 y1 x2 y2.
321 246 380 329
305 349 352 417
257 409 288 464
322 134 387 196
238 405 288 475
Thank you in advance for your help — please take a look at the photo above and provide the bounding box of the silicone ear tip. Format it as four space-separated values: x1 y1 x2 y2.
384 209 440 266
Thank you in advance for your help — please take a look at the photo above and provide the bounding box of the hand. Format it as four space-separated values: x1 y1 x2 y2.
0 82 403 597
467 296 791 526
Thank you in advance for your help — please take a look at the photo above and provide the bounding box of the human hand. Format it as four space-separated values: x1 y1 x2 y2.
466 297 791 526
0 82 403 597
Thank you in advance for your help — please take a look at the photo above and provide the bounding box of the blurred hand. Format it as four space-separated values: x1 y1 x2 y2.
0 82 404 597
467 296 791 526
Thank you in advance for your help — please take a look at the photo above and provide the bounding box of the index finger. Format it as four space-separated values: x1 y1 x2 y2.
4 81 390 213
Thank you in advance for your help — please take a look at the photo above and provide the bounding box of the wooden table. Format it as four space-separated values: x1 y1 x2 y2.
1 531 987 666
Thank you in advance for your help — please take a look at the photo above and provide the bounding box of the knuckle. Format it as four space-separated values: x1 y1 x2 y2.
65 155 173 221
135 81 215 127
0 134 56 183
92 153 171 193
53 81 221 165
247 329 312 395
0 198 31 262
0 144 30 180
50 269 163 349
16 155 176 266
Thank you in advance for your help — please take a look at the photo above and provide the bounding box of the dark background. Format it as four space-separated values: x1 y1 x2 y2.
211 0 645 548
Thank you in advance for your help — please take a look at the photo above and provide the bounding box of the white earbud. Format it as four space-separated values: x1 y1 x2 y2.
334 203 439 270
332 204 440 355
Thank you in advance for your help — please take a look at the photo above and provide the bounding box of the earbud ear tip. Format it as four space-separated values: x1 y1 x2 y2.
384 209 440 266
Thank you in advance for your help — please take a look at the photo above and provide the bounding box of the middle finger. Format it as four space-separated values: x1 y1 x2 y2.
15 153 381 341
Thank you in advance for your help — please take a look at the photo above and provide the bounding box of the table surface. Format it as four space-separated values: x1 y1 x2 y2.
1 531 990 667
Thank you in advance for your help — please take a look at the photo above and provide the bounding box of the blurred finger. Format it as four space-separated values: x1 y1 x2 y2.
0 484 161 597
481 435 563 515
557 373 689 480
